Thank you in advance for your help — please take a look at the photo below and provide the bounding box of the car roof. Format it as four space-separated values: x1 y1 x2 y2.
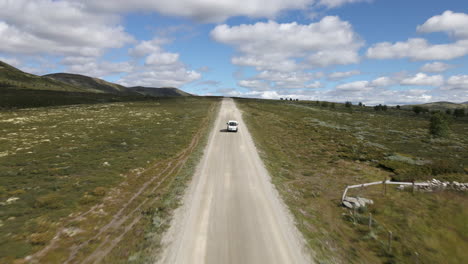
228 120 238 123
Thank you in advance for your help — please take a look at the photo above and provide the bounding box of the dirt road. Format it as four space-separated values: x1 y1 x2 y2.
157 98 312 264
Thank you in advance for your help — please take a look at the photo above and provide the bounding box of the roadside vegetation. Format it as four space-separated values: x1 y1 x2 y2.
236 98 468 264
0 97 220 263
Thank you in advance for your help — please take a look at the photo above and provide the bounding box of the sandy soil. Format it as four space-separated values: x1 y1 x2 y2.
157 98 313 264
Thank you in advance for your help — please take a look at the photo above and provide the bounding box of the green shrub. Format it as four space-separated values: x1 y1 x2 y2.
29 233 51 245
429 112 451 138
79 193 98 205
35 193 63 209
92 187 107 197
429 160 464 175
453 108 465 118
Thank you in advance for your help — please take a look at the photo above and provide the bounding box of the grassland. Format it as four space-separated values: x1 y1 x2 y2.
235 98 468 264
0 97 220 263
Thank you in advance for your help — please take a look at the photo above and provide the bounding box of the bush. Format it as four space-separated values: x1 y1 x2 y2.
413 106 422 114
345 101 353 108
429 112 451 138
29 233 51 245
35 193 63 209
92 187 107 197
429 160 464 175
453 108 465 118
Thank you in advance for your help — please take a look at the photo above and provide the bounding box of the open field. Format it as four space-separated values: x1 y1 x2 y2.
0 97 220 263
235 98 468 264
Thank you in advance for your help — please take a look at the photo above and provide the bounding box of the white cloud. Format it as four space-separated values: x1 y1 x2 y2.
336 80 372 91
117 38 201 87
335 76 394 92
0 56 21 67
443 75 468 90
238 80 271 90
367 11 468 61
0 0 133 57
212 17 362 70
417 10 468 39
129 38 170 57
145 52 180 65
78 0 367 23
118 68 201 88
61 57 134 78
366 38 468 61
420 62 453 73
370 76 394 87
212 17 362 90
400 73 444 87
327 70 360 80
319 0 370 8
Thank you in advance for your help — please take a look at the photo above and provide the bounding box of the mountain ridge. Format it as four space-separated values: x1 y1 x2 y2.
0 60 193 97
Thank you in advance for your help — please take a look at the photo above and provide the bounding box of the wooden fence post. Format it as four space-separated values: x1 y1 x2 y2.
388 231 393 253
383 178 387 196
369 213 372 230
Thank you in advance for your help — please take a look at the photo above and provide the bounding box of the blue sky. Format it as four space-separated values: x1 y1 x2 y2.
0 0 467 105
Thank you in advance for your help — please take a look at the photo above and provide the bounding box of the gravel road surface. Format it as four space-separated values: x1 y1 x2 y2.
157 98 312 264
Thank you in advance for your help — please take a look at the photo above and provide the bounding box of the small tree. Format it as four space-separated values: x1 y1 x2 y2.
429 112 451 138
345 101 352 108
453 108 465 118
280 98 283 100
358 102 363 107
413 106 423 114
396 105 401 110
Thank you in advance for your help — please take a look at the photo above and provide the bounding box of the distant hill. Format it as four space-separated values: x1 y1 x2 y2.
130 86 192 97
0 61 91 93
0 60 194 108
402 101 468 111
44 73 133 95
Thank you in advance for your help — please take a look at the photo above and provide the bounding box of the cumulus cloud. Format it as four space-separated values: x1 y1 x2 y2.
212 17 362 70
336 80 372 91
443 75 468 90
319 0 370 8
78 0 367 23
420 62 453 73
0 0 133 57
366 38 468 61
367 11 468 61
238 80 272 91
212 17 362 89
400 73 444 87
0 56 21 67
327 70 361 80
370 76 394 87
61 57 134 77
117 38 201 87
417 10 468 39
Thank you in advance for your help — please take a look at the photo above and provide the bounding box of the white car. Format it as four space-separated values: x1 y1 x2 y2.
226 120 238 132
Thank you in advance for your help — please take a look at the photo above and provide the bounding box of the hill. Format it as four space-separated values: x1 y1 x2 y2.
0 60 194 108
130 86 192 97
0 61 92 93
402 101 468 111
44 73 133 95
